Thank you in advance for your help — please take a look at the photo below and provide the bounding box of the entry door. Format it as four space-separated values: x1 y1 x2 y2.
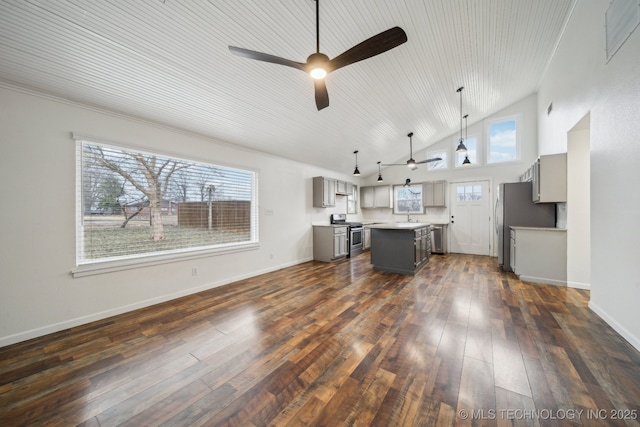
449 181 491 255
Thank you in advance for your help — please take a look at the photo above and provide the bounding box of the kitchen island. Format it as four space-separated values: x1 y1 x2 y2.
368 223 431 274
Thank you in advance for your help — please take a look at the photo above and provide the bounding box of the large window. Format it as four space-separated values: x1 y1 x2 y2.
487 117 519 164
394 184 424 214
75 138 258 268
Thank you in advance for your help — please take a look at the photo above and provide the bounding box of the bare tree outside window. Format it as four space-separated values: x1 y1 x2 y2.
77 141 257 263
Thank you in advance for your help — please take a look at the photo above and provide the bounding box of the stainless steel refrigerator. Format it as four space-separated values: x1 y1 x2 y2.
496 182 556 271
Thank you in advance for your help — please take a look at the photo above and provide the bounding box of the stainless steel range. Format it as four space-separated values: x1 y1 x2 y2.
330 214 363 257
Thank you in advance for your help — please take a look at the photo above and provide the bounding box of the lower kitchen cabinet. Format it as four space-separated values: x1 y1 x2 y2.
510 226 567 285
363 226 371 250
369 223 430 275
313 225 348 262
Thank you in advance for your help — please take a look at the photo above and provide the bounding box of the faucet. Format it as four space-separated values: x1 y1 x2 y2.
407 213 411 222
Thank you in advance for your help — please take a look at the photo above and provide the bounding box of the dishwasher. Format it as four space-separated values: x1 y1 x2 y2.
430 225 447 254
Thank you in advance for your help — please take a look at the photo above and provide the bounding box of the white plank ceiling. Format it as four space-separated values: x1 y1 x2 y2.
0 0 575 176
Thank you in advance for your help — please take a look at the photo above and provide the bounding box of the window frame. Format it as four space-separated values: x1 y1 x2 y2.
426 148 449 171
486 115 521 165
393 183 425 215
72 134 259 277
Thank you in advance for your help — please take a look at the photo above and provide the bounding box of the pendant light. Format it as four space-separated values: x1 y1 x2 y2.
352 150 360 176
455 86 467 153
462 114 471 166
377 161 383 181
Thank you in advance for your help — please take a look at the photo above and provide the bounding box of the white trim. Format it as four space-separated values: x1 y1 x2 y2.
517 275 567 287
566 280 590 290
72 243 260 277
589 301 640 352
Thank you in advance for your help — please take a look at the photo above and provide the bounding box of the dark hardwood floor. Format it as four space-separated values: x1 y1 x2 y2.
1 253 639 426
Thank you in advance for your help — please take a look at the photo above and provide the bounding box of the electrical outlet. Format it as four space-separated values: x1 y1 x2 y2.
191 267 197 276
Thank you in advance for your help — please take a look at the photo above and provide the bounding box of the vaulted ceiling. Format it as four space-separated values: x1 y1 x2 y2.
0 0 575 176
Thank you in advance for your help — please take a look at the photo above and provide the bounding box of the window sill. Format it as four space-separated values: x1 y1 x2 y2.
71 242 259 278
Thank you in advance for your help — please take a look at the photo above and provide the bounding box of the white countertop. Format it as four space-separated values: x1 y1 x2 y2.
368 222 431 230
510 226 566 232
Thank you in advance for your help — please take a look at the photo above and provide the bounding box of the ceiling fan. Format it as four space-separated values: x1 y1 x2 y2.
228 0 407 111
382 132 443 170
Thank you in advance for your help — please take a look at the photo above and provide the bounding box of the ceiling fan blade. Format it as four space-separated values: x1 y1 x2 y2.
229 46 306 71
381 163 409 167
415 157 443 164
327 27 407 72
314 79 329 110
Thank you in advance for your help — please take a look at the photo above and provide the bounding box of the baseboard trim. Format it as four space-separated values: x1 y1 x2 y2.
588 301 640 352
566 280 590 290
518 275 566 286
0 257 313 348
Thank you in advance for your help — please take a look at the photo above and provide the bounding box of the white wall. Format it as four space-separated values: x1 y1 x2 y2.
0 85 363 347
567 118 590 289
359 93 541 255
537 1 640 349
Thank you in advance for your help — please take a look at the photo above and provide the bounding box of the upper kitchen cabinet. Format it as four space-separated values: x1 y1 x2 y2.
423 180 446 207
335 180 350 195
312 176 336 207
360 185 392 209
522 153 567 203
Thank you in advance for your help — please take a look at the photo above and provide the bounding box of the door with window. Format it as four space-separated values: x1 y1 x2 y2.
449 181 491 255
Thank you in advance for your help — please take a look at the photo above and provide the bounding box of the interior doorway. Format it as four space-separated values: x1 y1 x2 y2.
449 180 491 255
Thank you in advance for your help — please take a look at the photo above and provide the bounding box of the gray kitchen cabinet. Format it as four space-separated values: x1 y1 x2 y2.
361 186 375 208
369 223 430 274
335 180 348 195
360 185 392 209
313 225 348 262
363 226 371 250
509 226 567 285
423 180 446 207
312 176 336 207
413 226 430 268
531 153 567 203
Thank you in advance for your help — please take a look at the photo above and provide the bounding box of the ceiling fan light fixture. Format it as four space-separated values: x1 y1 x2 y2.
309 68 327 79
307 53 329 79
